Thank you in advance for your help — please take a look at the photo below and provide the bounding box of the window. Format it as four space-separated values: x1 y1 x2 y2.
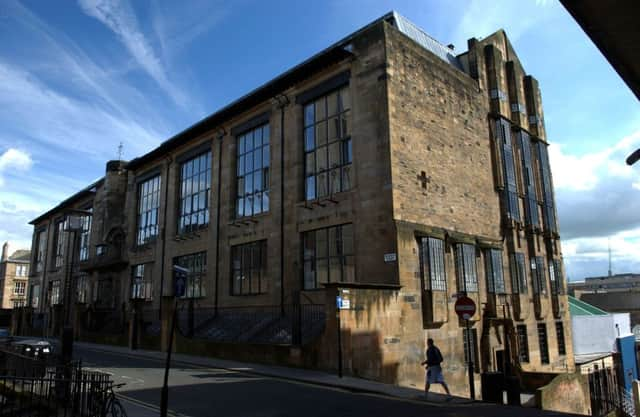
16 265 28 277
13 300 26 308
79 209 92 261
463 328 479 372
536 142 557 233
518 131 539 228
455 243 478 293
531 256 547 295
419 237 446 291
485 248 505 294
496 118 520 221
173 252 206 298
35 229 47 273
303 224 354 289
136 175 161 245
13 281 26 295
237 125 270 217
179 152 211 234
50 280 61 305
510 253 528 294
537 323 550 364
517 325 530 363
131 264 153 300
555 321 566 356
54 220 67 268
231 241 267 295
30 284 40 308
550 259 564 295
304 86 352 200
76 275 89 303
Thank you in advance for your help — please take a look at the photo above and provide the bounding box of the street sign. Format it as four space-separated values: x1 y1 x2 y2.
383 253 397 263
454 296 476 320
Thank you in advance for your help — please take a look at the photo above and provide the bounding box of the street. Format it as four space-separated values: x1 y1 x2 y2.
74 344 578 417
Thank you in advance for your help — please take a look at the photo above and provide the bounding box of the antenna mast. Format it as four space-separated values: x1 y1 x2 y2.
608 237 612 277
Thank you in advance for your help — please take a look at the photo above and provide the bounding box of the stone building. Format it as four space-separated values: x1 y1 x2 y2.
0 242 30 309
25 12 573 397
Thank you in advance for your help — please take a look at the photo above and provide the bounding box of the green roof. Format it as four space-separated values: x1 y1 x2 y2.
569 295 609 316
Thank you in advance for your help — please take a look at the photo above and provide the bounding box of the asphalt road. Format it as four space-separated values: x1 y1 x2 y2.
74 345 578 417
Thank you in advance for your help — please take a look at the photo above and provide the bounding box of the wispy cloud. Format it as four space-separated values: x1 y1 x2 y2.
78 0 187 107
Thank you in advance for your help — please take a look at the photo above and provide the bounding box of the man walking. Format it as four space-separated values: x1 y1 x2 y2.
421 338 452 400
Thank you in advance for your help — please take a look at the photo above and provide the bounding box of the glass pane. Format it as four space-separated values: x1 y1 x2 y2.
245 153 253 173
341 224 354 254
245 130 254 151
262 145 270 166
239 135 245 154
328 227 339 256
305 127 315 151
253 147 262 170
315 97 326 121
262 125 270 144
237 177 244 197
317 147 327 172
342 165 352 191
263 167 269 189
303 231 315 260
262 191 269 212
316 229 327 258
317 172 328 198
306 176 316 200
254 127 262 148
245 174 253 195
327 91 338 116
316 121 327 146
330 257 341 282
253 170 262 192
304 104 315 127
304 260 315 289
317 259 328 284
341 111 351 137
305 152 315 175
238 155 245 176
330 168 340 194
328 117 340 142
253 192 262 214
340 87 351 111
237 198 243 217
329 142 340 168
244 197 252 217
343 139 352 164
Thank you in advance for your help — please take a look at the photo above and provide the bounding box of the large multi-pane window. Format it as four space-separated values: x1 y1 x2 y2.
550 259 564 295
455 243 478 293
237 125 270 217
484 248 505 294
13 281 26 295
510 253 528 294
35 229 47 273
538 323 550 364
76 274 89 304
79 209 92 261
419 237 446 291
556 321 566 356
518 131 539 228
131 264 153 300
178 152 211 234
54 220 66 268
496 118 520 221
303 224 354 289
136 175 161 245
231 241 267 295
536 142 557 233
16 265 28 277
50 280 61 305
517 325 530 363
304 86 352 200
174 252 206 298
532 256 547 295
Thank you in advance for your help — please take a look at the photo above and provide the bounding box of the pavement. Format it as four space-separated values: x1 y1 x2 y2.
65 341 579 417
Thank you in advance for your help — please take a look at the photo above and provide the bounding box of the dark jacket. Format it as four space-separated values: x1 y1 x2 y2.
426 346 443 367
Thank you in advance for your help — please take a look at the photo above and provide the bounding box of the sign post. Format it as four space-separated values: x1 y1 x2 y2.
336 295 343 378
455 296 477 400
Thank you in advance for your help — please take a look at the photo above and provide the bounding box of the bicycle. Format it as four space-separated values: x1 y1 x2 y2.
89 382 128 417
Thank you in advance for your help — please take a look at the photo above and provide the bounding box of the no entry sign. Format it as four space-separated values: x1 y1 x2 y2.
454 296 476 320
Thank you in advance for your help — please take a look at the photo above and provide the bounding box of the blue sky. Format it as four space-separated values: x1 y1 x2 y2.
0 0 638 280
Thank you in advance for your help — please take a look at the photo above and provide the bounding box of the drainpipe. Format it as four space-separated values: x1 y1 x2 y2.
214 129 226 317
158 156 172 322
275 94 289 316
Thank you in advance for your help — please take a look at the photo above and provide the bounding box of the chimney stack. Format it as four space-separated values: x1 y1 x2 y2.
1 242 8 262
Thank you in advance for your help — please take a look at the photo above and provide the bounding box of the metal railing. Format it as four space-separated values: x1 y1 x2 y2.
177 304 326 345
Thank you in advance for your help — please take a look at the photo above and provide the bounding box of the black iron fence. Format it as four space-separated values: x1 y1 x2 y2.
176 304 326 345
588 367 634 417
